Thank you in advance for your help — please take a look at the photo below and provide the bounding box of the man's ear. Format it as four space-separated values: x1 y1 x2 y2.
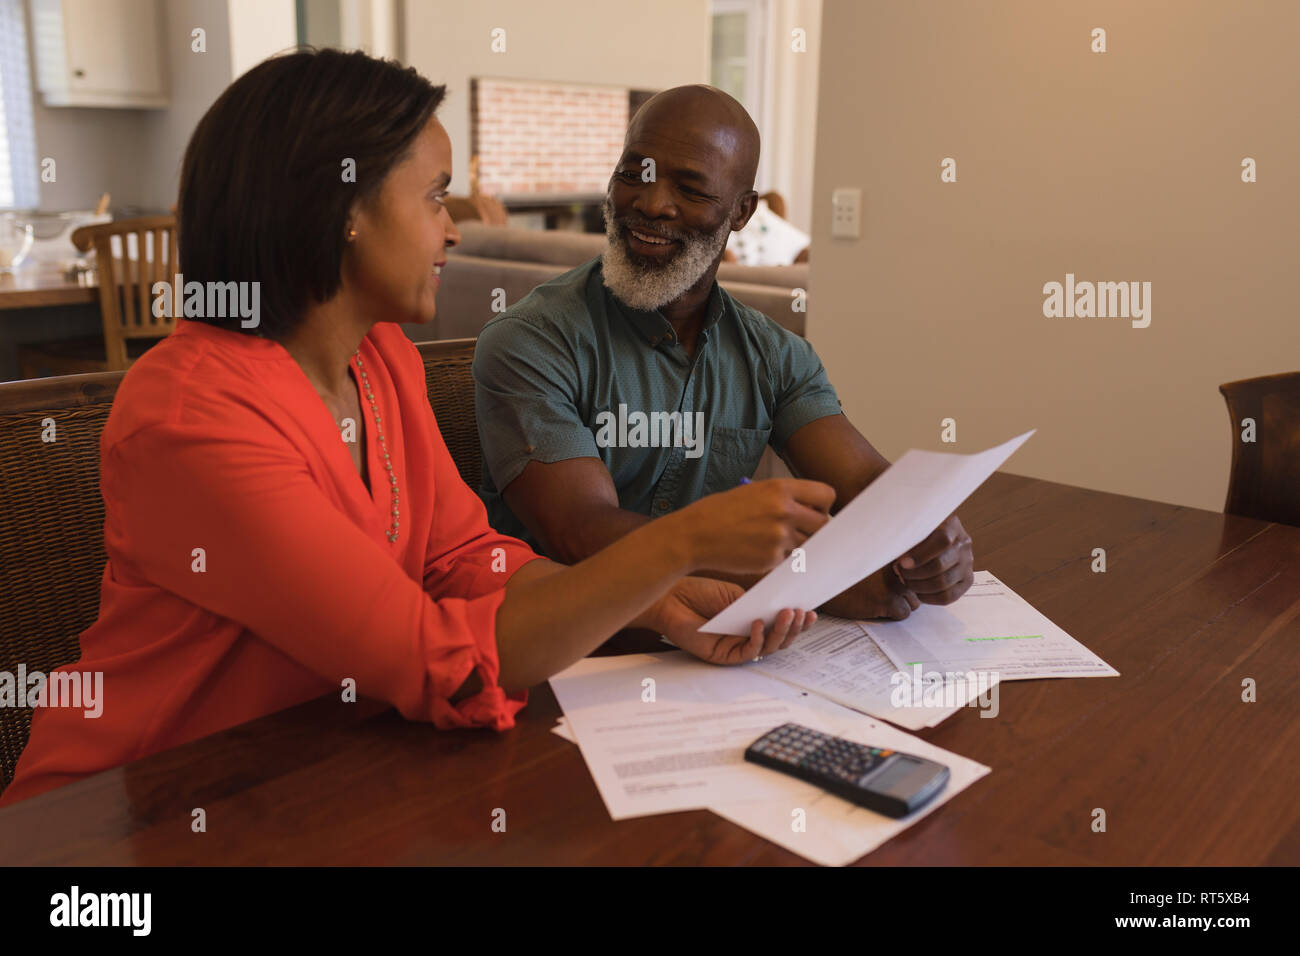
731 190 759 231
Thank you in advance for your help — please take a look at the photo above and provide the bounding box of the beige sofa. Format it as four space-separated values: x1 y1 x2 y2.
415 221 810 342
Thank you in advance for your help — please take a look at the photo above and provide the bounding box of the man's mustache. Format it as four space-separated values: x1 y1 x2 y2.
616 218 687 243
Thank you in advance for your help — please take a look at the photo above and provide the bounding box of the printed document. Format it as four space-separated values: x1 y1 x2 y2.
864 570 1118 679
547 652 990 849
702 431 1035 635
748 615 993 729
549 655 991 866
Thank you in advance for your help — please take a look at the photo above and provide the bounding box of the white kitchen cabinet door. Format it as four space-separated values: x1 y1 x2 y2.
31 0 169 108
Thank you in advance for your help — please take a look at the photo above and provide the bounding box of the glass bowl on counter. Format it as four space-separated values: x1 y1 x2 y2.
22 210 114 270
0 212 35 274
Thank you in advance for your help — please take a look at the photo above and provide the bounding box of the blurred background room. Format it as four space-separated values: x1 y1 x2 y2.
0 0 819 382
1 0 1296 516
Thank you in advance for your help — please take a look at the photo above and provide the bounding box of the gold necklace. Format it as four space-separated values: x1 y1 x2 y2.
354 350 399 543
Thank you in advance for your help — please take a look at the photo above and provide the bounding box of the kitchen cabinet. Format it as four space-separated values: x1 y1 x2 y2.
31 0 168 108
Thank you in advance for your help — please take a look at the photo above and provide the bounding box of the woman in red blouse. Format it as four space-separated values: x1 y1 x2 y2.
1 50 834 805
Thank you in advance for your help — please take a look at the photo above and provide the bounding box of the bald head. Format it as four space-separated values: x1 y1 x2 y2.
627 85 760 198
601 85 762 315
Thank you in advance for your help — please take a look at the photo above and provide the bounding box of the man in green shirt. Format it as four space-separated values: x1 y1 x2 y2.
474 85 974 628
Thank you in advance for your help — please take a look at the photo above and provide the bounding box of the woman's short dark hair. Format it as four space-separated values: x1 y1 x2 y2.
177 48 446 338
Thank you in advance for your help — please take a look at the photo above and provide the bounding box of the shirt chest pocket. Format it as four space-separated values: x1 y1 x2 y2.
702 424 772 495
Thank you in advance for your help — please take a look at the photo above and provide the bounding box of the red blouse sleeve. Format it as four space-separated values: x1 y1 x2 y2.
417 401 547 724
103 419 525 731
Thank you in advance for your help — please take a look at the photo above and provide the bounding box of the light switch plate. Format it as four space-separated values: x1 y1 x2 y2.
831 187 862 238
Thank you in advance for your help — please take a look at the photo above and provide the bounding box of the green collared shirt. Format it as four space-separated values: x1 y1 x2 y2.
473 258 842 553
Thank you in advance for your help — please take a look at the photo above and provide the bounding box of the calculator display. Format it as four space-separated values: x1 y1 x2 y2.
865 755 937 794
744 723 950 818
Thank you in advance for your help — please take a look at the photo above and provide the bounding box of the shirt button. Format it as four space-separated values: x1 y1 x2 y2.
654 501 669 513
525 444 534 453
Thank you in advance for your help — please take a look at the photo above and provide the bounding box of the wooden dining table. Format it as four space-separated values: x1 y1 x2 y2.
0 263 100 310
1 470 1297 866
0 256 162 312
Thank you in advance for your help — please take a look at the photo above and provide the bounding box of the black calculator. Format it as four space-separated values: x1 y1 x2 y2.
744 723 950 818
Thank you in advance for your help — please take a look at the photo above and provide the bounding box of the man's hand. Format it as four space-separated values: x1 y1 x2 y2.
896 513 974 606
822 565 920 621
821 515 975 620
647 576 816 665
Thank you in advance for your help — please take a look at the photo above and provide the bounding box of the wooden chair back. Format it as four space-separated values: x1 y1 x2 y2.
1219 371 1300 526
415 339 482 490
70 215 178 371
759 190 787 219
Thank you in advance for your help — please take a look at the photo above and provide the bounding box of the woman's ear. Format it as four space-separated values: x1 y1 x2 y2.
344 195 369 244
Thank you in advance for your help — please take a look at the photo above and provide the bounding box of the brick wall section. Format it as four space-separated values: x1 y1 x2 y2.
471 78 630 196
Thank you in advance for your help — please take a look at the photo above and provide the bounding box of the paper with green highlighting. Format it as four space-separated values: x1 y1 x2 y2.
865 570 1118 680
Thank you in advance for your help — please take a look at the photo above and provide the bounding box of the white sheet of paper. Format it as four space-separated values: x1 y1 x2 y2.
864 570 1119 679
710 697 991 866
702 430 1036 635
748 615 992 730
550 692 991 867
548 653 829 819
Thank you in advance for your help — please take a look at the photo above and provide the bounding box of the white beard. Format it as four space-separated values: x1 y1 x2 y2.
599 192 732 312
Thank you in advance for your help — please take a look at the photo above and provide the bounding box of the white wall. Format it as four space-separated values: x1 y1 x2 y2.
139 0 296 211
30 102 152 210
402 0 712 194
138 0 235 211
339 0 396 58
808 0 1300 513
228 0 296 80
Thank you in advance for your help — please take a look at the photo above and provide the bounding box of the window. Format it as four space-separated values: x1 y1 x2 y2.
710 0 766 124
0 0 38 209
